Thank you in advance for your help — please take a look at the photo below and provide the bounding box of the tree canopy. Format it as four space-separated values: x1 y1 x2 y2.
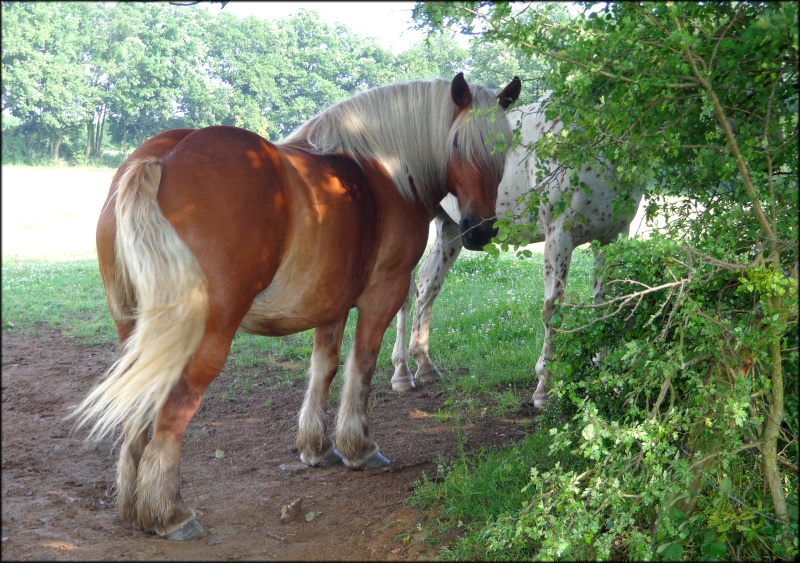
1 1 547 165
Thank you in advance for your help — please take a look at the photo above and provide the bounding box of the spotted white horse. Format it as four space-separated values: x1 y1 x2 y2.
390 99 643 407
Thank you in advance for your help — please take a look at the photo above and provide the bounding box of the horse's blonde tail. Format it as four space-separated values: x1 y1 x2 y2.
71 157 209 444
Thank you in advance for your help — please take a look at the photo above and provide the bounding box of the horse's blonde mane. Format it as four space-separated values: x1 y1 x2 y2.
282 78 513 209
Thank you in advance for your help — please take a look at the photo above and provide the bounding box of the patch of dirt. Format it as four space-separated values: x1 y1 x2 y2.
1 328 536 561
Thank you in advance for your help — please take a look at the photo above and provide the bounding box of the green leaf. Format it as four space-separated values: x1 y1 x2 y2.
658 542 684 560
701 541 727 558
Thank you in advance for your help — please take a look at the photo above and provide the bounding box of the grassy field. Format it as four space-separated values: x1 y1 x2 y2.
1 165 596 559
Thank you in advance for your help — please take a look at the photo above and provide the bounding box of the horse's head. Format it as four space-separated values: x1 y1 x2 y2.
446 73 521 250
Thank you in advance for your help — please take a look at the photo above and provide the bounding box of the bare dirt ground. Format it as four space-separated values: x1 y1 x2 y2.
1 327 536 561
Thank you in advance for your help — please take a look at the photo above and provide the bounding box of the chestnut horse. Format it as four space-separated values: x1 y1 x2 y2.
71 73 521 540
390 98 642 406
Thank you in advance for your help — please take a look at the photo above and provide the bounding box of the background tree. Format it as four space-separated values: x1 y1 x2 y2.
395 34 469 81
268 9 395 138
103 3 209 149
2 1 522 162
2 2 93 161
203 12 285 138
466 39 548 105
448 2 571 104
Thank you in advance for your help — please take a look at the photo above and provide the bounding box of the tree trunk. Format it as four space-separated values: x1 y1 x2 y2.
97 105 108 158
85 121 94 160
92 105 105 158
96 105 106 158
120 119 128 156
763 294 788 525
50 134 62 162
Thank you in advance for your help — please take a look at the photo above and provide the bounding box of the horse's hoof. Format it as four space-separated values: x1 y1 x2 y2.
414 367 442 386
163 518 204 541
361 451 391 470
391 376 416 392
315 448 344 467
532 393 549 409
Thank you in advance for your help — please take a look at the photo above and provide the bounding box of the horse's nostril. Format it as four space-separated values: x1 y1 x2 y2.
460 216 497 250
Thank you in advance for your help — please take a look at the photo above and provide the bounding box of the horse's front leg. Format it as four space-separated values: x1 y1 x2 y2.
533 228 574 408
337 276 410 469
408 211 461 386
297 320 347 466
591 247 609 367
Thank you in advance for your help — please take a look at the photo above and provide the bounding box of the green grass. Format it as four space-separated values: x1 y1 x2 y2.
1 242 595 395
1 258 116 344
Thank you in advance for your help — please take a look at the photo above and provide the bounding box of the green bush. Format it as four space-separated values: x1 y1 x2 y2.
480 234 798 560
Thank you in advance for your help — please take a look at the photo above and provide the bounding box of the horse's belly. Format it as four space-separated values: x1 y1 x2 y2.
239 271 355 337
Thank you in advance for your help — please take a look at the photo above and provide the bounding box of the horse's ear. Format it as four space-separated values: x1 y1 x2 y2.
498 76 522 109
451 72 472 109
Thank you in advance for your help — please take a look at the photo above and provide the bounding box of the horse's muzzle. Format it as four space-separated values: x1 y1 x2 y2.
460 216 498 251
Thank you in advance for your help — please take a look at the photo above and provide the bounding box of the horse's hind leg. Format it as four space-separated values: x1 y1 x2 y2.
408 211 461 386
103 317 149 528
390 274 416 392
297 320 347 466
133 330 235 540
116 423 149 526
592 247 607 305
